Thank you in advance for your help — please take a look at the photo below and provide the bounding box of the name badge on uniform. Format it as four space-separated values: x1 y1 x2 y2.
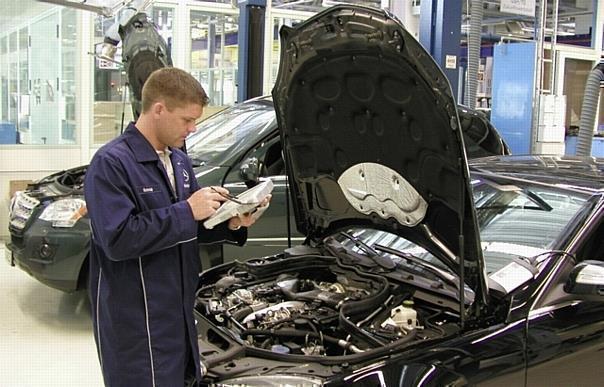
138 185 161 194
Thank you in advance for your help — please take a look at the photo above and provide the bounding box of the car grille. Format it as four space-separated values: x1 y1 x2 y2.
9 192 40 231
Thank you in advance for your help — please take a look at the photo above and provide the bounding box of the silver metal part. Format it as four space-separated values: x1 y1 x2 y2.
338 162 427 227
241 301 306 324
228 289 255 305
420 224 458 263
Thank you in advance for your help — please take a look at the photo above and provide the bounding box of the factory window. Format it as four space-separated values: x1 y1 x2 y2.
29 12 61 144
61 8 77 143
0 2 79 145
1 36 6 125
189 10 239 106
268 15 305 89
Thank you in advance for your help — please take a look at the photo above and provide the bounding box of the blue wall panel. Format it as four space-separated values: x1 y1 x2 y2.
565 136 604 157
419 0 462 98
491 42 536 155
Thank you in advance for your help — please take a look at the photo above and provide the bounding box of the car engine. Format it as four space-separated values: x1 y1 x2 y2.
195 254 458 362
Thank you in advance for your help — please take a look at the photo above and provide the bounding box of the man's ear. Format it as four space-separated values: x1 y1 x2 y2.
151 101 166 117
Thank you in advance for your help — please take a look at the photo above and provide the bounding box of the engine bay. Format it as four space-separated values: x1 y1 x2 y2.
195 253 461 365
23 166 87 201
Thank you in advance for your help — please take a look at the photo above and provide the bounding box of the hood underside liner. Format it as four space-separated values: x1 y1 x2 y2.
272 5 487 304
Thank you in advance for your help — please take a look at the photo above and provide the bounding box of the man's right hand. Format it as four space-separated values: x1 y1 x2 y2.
187 186 228 220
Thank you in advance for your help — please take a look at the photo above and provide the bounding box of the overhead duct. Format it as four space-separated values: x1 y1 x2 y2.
576 61 604 156
465 0 483 109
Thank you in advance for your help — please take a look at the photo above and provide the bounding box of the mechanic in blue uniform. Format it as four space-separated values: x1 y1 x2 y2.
84 67 269 386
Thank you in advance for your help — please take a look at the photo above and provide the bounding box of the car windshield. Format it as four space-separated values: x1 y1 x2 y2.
337 175 590 284
185 101 275 165
472 177 589 269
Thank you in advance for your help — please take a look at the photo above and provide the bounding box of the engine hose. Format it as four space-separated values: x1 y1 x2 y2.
357 294 394 327
244 329 418 365
336 271 390 347
339 302 387 347
278 281 345 308
231 306 253 322
202 345 246 368
244 255 335 277
243 328 360 352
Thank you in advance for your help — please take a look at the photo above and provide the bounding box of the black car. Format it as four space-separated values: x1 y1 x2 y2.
6 98 505 293
191 5 604 386
196 155 604 386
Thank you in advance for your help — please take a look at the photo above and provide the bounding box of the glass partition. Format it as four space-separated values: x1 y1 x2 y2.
1 36 7 124
8 31 18 139
0 4 79 145
18 27 29 135
268 14 305 89
29 12 61 144
190 9 239 106
61 8 77 143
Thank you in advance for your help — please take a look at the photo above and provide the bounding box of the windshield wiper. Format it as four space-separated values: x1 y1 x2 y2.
521 188 553 211
189 156 206 167
373 243 459 288
335 232 396 270
475 176 553 212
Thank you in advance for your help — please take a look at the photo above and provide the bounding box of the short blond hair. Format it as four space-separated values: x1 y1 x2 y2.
141 67 209 112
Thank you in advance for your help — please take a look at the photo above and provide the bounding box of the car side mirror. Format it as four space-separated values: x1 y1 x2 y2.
240 157 260 187
565 260 604 296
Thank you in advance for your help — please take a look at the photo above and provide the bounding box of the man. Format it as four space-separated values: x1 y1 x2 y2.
84 67 268 386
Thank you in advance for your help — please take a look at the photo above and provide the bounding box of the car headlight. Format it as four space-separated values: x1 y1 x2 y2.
212 375 324 387
39 198 87 228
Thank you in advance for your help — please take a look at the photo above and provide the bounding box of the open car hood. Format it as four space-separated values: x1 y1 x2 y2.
272 5 488 306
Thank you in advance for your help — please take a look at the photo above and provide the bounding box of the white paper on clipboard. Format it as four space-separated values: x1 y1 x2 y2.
203 179 273 229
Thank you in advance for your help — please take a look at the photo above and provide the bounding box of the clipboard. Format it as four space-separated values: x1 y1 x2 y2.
203 179 274 229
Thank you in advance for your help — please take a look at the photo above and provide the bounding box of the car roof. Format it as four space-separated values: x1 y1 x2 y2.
469 155 604 193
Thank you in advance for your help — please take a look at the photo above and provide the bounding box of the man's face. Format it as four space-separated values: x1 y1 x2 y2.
156 102 203 148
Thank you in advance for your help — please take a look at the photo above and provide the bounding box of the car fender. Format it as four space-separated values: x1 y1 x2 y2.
342 362 467 386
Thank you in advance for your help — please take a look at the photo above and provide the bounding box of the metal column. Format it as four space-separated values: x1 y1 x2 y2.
418 0 462 99
237 0 266 102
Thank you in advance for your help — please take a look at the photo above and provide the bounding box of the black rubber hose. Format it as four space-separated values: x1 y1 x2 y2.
231 306 253 322
336 269 390 346
243 328 353 350
244 255 335 277
202 345 246 368
244 329 418 365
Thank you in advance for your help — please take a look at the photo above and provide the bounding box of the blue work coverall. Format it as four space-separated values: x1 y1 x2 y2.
84 123 246 386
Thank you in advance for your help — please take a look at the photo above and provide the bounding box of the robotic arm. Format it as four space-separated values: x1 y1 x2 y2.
117 11 173 119
37 0 170 119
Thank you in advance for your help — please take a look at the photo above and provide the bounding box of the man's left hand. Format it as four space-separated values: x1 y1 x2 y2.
227 194 272 230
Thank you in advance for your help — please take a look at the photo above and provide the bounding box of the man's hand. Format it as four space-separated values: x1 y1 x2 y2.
187 186 228 220
228 194 272 230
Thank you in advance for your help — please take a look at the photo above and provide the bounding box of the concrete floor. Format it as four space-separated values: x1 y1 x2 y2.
0 242 104 386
